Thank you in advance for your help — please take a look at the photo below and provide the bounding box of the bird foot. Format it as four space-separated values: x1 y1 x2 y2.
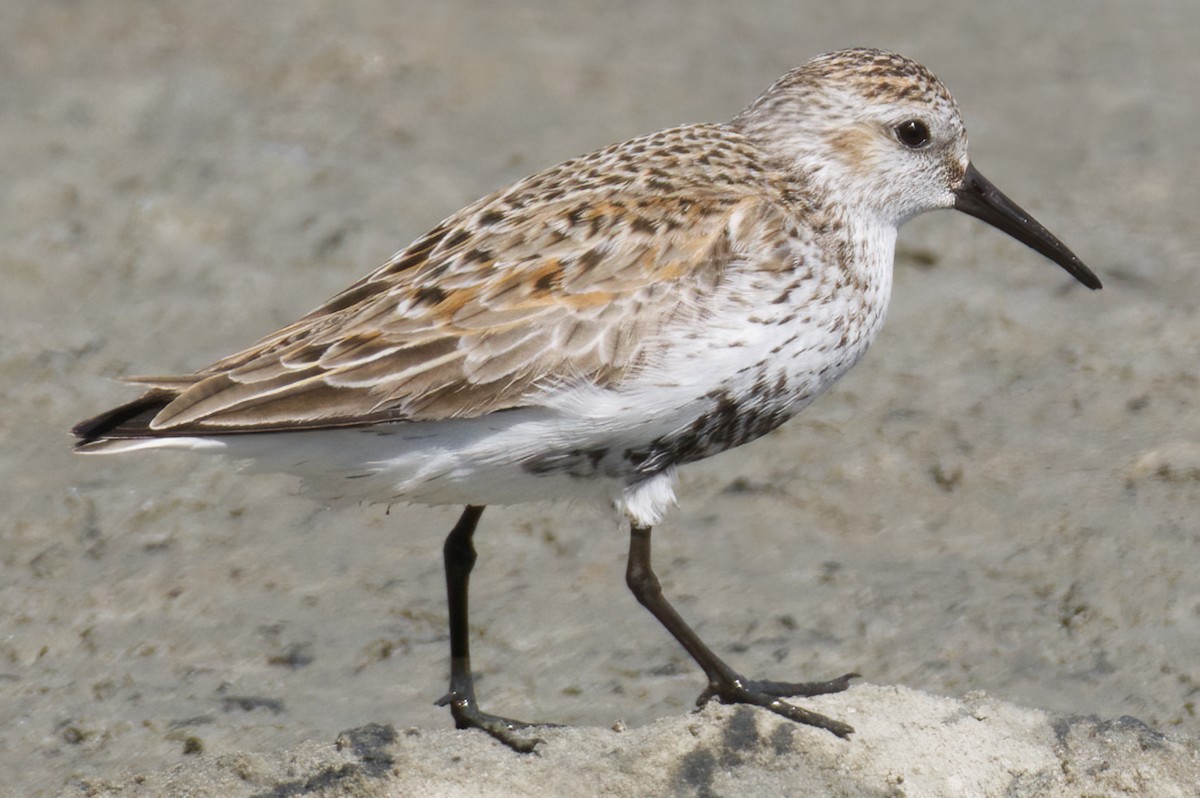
696 671 859 738
435 692 557 753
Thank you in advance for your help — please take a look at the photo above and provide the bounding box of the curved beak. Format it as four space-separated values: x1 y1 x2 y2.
953 163 1101 290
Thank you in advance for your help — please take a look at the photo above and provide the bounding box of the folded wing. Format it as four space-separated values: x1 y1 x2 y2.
80 172 785 441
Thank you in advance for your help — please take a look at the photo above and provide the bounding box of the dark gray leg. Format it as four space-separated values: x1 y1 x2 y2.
435 505 547 752
625 523 858 737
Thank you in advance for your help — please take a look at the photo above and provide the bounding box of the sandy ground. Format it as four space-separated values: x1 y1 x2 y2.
3 1 1198 796
53 688 1200 797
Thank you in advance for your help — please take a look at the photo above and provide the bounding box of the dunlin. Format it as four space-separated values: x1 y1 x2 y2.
74 49 1100 751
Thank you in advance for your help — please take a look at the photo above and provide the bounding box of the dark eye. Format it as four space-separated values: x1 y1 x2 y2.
894 119 931 149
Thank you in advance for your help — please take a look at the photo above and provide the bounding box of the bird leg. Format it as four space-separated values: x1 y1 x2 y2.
625 523 858 737
435 505 548 753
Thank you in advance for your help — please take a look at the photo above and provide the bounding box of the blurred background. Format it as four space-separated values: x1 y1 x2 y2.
2 1 1197 794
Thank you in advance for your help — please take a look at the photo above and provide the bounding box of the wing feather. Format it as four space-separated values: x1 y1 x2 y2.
114 125 794 435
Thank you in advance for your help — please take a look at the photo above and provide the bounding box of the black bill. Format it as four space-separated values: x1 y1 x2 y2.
953 163 1101 290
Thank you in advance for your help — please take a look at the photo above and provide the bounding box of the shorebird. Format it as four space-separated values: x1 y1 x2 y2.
73 48 1100 751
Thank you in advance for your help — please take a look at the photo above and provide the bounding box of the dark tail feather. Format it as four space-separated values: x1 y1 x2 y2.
72 394 173 446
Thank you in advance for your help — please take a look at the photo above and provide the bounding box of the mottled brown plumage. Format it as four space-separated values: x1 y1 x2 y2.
119 125 812 432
